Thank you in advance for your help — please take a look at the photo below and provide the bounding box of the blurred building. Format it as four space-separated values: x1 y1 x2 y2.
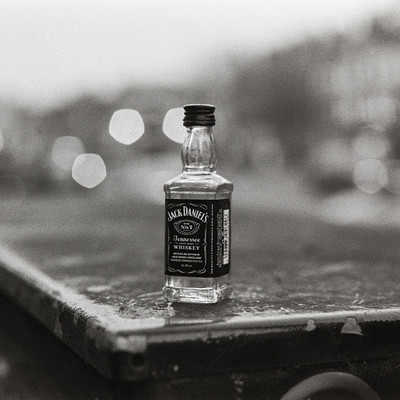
312 17 400 130
309 14 400 194
224 11 400 193
2 10 400 195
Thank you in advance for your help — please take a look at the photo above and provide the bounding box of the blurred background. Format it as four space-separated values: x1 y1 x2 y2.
1 0 400 226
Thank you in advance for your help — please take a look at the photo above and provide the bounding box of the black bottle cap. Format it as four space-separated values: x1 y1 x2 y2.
183 104 215 127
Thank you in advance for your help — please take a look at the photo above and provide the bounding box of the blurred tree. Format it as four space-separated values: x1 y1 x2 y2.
230 42 326 167
370 16 400 43
66 96 112 156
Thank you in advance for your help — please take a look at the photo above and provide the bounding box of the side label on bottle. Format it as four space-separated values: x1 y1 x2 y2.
165 199 230 277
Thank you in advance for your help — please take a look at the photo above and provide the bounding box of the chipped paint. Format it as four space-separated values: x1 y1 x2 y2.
113 334 147 353
352 292 365 305
341 317 363 335
73 308 81 326
305 319 316 332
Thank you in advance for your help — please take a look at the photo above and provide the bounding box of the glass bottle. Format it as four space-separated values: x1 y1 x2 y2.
163 104 233 304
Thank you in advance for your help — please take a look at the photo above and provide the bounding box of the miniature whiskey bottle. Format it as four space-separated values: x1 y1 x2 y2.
163 104 233 304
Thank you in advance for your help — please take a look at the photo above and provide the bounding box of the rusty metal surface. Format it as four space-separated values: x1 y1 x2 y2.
1 195 400 381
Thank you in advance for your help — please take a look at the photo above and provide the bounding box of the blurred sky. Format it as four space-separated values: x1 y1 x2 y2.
0 0 396 107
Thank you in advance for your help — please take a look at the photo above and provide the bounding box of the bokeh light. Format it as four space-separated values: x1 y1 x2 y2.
353 158 387 194
109 109 145 145
162 108 186 143
52 136 85 171
72 154 106 189
385 159 400 194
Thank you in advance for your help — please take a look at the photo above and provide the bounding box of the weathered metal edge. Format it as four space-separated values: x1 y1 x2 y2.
2 242 400 381
141 307 400 342
136 308 400 380
0 243 148 380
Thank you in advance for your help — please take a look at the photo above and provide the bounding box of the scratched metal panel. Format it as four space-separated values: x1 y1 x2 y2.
1 197 400 381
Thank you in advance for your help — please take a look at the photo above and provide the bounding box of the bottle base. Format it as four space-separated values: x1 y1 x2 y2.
163 275 231 304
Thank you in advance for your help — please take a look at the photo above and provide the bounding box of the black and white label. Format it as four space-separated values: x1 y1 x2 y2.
165 199 230 277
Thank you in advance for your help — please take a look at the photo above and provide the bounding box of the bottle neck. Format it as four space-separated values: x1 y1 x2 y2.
181 126 216 173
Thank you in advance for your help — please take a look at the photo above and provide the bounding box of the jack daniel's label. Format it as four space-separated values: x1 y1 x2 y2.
165 199 230 277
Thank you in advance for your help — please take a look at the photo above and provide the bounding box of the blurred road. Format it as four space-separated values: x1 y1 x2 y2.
105 154 400 229
0 175 399 269
0 152 398 271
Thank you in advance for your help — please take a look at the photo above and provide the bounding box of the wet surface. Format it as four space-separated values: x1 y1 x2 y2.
7 227 400 326
6 197 400 325
7 233 400 324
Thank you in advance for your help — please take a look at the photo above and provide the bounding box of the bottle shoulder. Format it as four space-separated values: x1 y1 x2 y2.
164 172 233 199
